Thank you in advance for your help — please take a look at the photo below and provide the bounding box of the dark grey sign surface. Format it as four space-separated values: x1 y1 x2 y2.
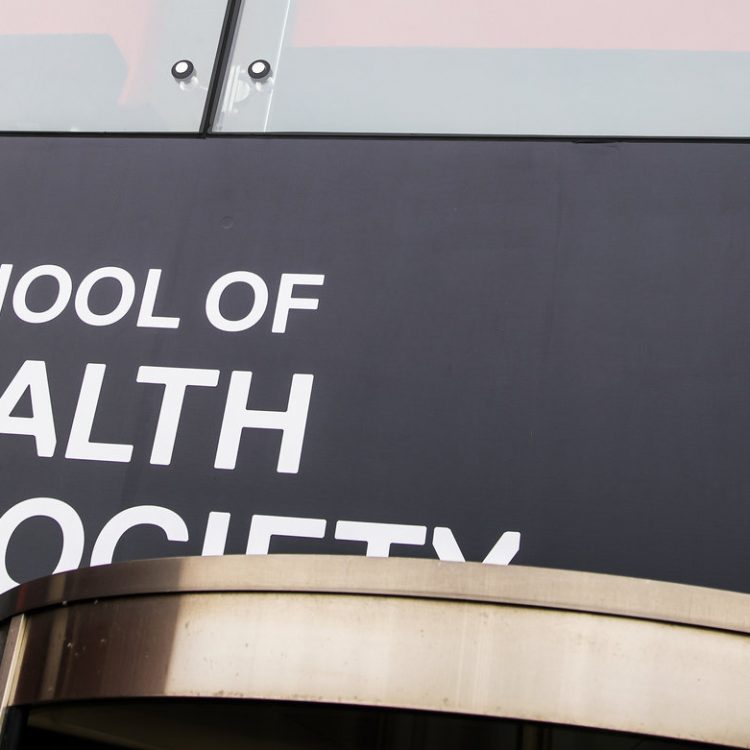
0 136 748 593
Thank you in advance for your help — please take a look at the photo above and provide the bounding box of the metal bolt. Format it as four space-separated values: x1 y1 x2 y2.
248 59 272 81
171 60 195 81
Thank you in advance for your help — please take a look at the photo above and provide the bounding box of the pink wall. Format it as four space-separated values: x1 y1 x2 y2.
1 0 162 102
291 0 750 51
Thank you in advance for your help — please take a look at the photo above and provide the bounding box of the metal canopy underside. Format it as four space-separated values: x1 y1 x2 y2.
0 556 748 747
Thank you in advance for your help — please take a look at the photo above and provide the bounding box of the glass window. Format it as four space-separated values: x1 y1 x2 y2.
7 699 741 750
214 0 750 136
0 0 228 132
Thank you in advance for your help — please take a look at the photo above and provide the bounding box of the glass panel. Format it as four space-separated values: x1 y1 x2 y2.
0 0 228 132
215 0 750 136
8 700 740 750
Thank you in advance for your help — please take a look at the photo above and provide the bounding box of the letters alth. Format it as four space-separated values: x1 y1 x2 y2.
0 361 313 473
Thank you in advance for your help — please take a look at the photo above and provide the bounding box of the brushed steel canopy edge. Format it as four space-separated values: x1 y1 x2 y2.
1 555 750 636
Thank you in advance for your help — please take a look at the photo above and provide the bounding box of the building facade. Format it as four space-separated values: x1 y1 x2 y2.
0 1 749 747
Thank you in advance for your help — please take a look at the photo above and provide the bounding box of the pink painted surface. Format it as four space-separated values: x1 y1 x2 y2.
290 0 750 51
1 0 162 102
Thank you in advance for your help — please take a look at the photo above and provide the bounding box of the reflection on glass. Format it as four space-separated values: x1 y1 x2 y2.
0 0 227 132
215 0 750 136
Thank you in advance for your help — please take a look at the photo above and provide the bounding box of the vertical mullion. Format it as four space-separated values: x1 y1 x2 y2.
200 0 245 135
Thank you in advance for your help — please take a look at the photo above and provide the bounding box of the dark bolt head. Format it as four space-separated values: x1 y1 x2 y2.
248 59 272 81
171 60 195 80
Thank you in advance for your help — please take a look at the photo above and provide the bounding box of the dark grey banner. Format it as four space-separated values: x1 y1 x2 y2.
0 137 748 593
